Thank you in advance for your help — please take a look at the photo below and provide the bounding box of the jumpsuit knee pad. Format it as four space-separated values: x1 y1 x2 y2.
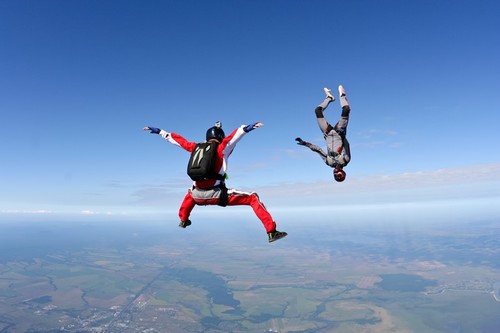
341 105 351 117
315 107 325 118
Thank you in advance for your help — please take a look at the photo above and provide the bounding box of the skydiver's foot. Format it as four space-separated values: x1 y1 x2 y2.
179 220 191 228
295 137 309 146
324 87 335 101
338 85 350 111
268 230 287 243
338 85 346 97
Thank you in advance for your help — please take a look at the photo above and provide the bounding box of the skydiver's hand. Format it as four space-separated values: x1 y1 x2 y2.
244 122 263 132
295 137 305 145
143 126 161 134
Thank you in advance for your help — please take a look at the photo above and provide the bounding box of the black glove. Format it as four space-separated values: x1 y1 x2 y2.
295 137 307 146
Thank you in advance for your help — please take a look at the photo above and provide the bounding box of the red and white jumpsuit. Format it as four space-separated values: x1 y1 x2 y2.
158 126 277 233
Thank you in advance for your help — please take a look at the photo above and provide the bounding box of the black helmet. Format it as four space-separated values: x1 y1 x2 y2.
206 121 225 142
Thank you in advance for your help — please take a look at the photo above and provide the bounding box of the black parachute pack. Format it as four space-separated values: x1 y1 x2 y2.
187 141 225 181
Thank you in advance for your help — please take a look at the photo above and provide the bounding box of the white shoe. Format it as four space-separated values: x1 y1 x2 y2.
338 85 346 97
324 87 335 101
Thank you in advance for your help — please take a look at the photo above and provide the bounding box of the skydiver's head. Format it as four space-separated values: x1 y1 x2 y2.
333 168 346 182
206 121 225 143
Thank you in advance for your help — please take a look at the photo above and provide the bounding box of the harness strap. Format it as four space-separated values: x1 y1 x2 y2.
208 173 226 181
217 183 228 207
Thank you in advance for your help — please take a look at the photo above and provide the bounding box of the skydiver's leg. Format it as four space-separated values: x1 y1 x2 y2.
178 189 196 226
225 189 277 233
315 93 339 155
335 85 351 135
326 86 350 156
315 96 334 134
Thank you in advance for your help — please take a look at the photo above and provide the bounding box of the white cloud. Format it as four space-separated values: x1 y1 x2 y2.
256 163 500 207
3 164 498 223
128 163 500 210
80 210 98 215
80 210 129 216
0 209 54 214
358 128 398 139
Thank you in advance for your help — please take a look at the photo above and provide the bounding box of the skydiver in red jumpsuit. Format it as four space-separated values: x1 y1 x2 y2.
144 121 287 243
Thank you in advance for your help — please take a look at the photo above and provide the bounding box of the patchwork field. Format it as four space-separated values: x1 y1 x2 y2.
0 219 499 332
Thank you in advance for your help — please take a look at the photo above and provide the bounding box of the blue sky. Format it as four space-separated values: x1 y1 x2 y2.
1 0 499 224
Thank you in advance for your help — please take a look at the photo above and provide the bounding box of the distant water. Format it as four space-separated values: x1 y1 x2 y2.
376 273 438 292
0 221 170 263
163 267 240 308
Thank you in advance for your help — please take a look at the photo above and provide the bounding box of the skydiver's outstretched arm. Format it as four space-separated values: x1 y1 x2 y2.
220 122 264 157
143 126 168 139
143 126 160 134
296 137 329 163
143 126 196 152
245 122 263 131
